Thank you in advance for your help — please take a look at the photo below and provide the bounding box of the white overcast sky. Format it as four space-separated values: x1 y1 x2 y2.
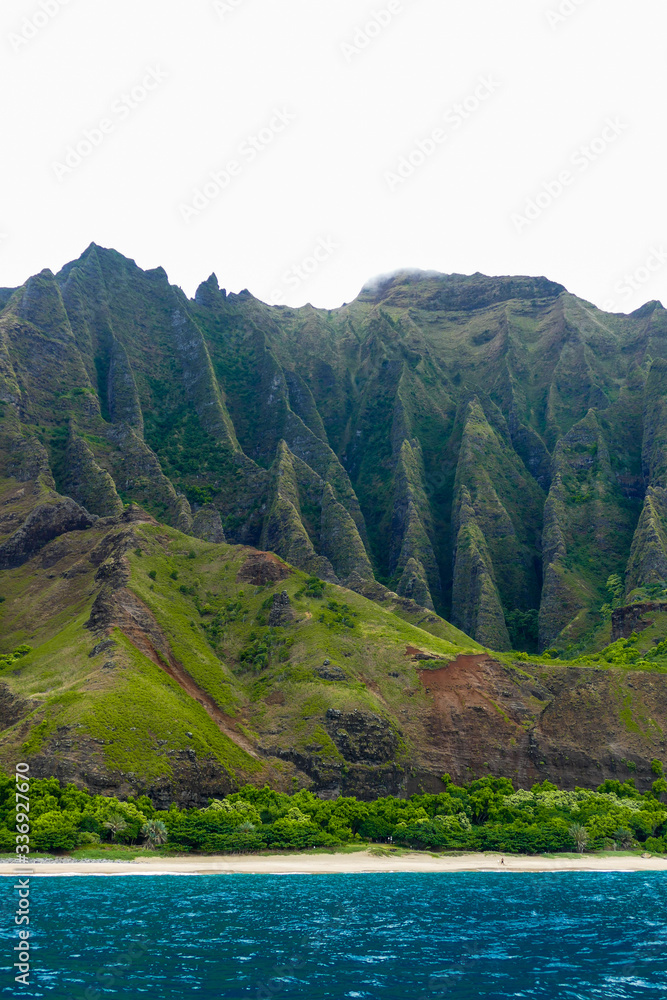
2 0 666 313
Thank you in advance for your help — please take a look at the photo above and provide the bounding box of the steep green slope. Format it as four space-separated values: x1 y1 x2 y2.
1 246 665 660
3 475 667 801
0 470 482 802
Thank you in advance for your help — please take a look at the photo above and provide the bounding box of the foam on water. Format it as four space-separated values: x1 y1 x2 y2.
0 871 666 998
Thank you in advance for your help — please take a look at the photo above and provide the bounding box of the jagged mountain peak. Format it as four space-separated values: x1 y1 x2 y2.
631 299 665 319
0 245 665 656
194 272 226 307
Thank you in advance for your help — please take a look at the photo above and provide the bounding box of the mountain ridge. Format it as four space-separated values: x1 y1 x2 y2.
2 244 667 652
2 245 667 801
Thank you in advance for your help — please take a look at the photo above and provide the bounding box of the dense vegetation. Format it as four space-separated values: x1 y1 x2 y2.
4 771 667 857
4 247 667 802
4 246 667 654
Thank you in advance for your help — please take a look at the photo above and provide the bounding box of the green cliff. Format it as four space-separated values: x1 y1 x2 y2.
1 248 667 800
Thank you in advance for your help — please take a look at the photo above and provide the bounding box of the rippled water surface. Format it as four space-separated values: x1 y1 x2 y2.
1 871 667 998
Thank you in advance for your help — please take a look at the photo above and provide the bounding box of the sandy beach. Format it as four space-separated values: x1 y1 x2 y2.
1 851 666 876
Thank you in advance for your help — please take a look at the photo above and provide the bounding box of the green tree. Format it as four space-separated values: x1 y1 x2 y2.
504 609 539 652
103 812 128 842
31 811 80 852
141 819 168 848
568 823 588 853
606 574 624 604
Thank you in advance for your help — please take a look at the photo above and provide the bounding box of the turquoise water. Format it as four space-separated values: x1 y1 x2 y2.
1 872 666 998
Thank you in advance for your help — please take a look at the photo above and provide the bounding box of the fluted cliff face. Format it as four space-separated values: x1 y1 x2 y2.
1 247 665 652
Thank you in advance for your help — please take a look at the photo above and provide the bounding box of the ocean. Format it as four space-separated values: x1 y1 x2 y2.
1 871 666 998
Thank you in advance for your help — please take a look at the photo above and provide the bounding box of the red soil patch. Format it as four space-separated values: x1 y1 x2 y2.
236 551 291 586
417 653 499 712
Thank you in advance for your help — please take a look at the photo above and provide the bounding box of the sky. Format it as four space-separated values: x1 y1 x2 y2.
2 0 666 314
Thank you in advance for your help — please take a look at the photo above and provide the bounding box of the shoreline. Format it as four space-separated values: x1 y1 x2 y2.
1 850 667 876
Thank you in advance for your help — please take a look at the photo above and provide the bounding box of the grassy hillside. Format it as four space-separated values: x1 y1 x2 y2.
2 249 667 800
1 474 667 801
0 485 483 802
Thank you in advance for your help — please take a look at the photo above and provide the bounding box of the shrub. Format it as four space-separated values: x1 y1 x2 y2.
78 832 101 845
614 827 634 849
31 812 80 852
0 645 32 668
304 577 326 598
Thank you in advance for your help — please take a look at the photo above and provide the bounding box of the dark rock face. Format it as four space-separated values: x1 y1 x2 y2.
359 270 565 311
0 498 96 569
28 737 238 810
89 639 118 659
0 684 34 730
325 708 400 764
268 591 295 627
191 504 226 543
257 744 406 800
612 602 666 641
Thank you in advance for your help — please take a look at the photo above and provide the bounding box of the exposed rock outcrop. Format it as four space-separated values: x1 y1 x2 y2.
452 485 510 650
268 590 295 627
0 497 96 569
16 269 74 341
191 504 226 543
325 708 400 764
611 601 667 641
108 337 144 433
105 423 193 533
